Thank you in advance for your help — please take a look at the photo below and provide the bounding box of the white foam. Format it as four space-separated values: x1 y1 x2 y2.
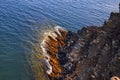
40 42 52 74
54 26 63 36
55 26 66 31
49 32 57 41
40 26 67 75
40 44 49 59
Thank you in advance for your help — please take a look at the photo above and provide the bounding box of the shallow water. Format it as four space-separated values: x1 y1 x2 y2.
0 0 119 80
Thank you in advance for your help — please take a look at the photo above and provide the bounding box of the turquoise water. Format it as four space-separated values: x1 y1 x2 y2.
0 0 119 80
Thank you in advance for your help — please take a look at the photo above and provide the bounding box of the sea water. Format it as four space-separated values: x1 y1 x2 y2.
0 0 119 80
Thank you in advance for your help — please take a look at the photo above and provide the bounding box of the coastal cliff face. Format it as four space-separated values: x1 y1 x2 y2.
36 12 120 80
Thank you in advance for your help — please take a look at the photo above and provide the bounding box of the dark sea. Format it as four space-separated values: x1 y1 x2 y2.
0 0 119 80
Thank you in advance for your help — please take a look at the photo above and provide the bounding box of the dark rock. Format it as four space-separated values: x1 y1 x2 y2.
56 12 120 80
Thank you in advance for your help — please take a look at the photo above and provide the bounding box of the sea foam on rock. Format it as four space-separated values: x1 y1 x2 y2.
40 12 120 80
40 26 67 77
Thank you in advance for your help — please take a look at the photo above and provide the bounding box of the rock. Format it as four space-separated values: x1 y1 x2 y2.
54 12 120 80
38 10 120 80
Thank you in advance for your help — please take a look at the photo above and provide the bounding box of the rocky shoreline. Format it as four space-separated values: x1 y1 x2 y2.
49 12 120 80
37 10 120 80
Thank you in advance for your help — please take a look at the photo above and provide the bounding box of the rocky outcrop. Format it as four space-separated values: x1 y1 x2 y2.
52 12 120 80
37 12 120 80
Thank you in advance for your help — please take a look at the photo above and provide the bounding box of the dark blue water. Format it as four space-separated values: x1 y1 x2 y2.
0 0 119 80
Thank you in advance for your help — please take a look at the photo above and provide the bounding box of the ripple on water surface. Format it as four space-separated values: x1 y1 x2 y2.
0 0 119 80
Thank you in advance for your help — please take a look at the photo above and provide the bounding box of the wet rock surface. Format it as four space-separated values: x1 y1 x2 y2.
56 12 120 80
